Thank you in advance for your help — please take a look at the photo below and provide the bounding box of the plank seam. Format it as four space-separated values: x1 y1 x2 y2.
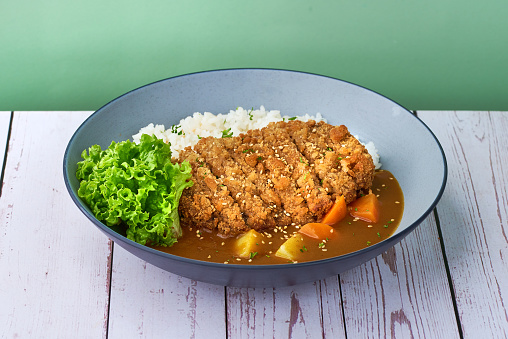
224 286 229 339
337 274 349 339
318 281 325 339
416 110 463 338
105 242 115 339
433 208 464 339
0 111 14 198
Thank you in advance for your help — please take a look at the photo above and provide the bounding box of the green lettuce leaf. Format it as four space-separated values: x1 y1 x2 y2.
76 134 193 247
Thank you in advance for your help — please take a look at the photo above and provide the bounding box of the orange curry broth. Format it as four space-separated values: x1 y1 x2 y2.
153 170 403 264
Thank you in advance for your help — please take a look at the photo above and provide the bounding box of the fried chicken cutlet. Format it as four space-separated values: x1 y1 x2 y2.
178 120 375 236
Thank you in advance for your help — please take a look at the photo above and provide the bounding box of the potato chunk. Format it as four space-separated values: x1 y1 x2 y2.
275 234 308 262
235 229 263 259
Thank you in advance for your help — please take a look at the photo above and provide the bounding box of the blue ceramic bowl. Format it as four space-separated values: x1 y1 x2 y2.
63 69 447 287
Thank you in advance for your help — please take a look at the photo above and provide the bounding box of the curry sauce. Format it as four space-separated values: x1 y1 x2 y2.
153 169 403 264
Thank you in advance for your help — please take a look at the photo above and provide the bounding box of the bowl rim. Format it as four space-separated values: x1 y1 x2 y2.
63 68 448 270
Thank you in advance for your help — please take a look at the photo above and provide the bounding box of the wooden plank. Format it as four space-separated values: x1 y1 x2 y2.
0 111 112 338
0 111 10 175
340 213 460 338
226 276 346 338
107 245 227 338
418 111 508 338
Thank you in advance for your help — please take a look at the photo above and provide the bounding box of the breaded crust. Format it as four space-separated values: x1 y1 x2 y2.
178 120 375 236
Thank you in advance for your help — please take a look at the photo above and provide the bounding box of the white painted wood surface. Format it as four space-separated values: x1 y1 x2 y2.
419 111 508 338
1 111 506 338
108 245 227 338
340 213 460 339
226 277 344 338
0 112 112 338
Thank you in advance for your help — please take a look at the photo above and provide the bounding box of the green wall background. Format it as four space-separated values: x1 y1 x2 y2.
2 0 507 111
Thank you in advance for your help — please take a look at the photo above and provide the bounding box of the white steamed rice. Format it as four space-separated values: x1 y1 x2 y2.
132 106 381 169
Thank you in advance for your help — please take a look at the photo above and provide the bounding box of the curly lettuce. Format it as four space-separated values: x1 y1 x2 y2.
76 134 193 247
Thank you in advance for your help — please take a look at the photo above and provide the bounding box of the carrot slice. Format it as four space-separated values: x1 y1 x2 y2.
298 223 338 240
320 195 347 225
348 193 380 223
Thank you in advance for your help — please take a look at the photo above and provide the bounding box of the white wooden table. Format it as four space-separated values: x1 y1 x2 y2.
1 111 507 338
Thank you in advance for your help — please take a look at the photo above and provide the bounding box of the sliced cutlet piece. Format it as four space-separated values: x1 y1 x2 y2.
178 148 247 235
260 122 333 221
245 128 312 226
193 136 277 231
286 120 375 204
223 134 292 227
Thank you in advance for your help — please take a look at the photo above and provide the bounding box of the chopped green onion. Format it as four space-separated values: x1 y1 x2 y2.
221 128 233 138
